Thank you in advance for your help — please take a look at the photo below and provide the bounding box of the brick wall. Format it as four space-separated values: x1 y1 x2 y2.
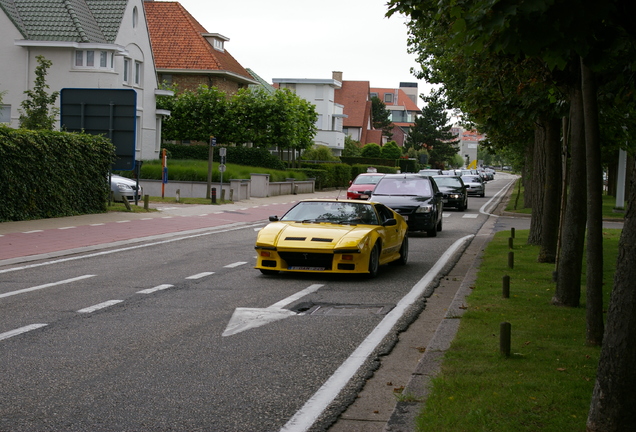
169 74 246 95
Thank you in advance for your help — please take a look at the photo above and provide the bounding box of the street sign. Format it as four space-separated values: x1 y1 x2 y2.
60 88 137 171
219 164 226 173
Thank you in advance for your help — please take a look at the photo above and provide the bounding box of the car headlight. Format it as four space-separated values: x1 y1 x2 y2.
416 204 434 213
116 183 133 192
449 194 460 199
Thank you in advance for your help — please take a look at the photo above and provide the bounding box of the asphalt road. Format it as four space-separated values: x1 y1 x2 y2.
0 174 517 431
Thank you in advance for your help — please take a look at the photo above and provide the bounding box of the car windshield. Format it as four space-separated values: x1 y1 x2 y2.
463 176 481 182
433 176 462 187
281 201 379 225
352 175 384 185
373 177 432 197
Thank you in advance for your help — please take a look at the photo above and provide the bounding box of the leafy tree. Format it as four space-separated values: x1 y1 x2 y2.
160 85 229 143
361 143 381 158
342 135 362 157
371 96 393 138
19 55 59 130
405 90 458 168
380 141 402 159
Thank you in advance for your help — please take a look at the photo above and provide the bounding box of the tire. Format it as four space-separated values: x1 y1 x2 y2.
437 214 443 231
426 225 437 237
458 200 466 212
367 243 380 278
259 269 279 275
395 235 409 265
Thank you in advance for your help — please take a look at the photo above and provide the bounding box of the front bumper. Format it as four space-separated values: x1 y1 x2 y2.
255 246 370 274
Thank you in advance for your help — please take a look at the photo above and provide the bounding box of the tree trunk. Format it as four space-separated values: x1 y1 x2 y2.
553 75 587 307
586 159 636 431
523 138 534 209
528 121 546 245
537 117 562 262
581 59 604 346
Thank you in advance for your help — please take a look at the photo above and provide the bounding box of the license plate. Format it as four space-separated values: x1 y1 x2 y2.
289 266 326 271
360 194 369 199
402 215 408 221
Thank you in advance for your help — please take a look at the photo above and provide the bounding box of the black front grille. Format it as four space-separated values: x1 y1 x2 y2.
279 252 334 270
393 207 416 216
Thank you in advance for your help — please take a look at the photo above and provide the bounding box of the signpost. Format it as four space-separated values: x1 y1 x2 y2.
207 136 216 199
219 147 226 200
161 148 167 198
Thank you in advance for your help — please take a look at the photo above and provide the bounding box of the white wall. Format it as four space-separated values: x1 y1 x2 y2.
0 0 162 165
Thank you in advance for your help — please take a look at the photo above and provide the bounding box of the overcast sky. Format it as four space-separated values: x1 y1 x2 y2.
174 0 432 106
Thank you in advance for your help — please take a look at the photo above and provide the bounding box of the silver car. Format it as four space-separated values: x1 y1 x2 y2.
461 175 485 197
110 174 143 202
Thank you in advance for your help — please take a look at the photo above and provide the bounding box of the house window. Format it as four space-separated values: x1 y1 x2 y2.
213 39 223 51
132 6 138 28
123 58 130 83
134 61 142 86
384 93 393 103
74 50 112 70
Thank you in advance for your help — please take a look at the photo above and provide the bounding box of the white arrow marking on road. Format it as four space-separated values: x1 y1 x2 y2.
222 284 324 337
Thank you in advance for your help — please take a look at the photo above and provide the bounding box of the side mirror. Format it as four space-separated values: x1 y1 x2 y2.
269 215 279 222
383 218 397 227
364 190 373 196
435 192 444 198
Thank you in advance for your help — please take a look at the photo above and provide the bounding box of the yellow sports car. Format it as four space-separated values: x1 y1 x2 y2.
255 199 409 277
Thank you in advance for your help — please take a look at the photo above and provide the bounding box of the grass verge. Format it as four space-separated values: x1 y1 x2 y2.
505 179 625 220
415 229 621 432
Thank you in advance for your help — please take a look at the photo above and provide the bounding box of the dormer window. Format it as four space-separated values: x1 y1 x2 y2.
202 33 229 52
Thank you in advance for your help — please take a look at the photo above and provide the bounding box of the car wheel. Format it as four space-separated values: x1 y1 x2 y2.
395 235 408 265
426 225 437 237
480 190 485 197
367 243 380 278
259 269 279 275
458 200 466 211
437 214 443 231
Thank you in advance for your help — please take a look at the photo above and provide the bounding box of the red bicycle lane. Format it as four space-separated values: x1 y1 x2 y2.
0 202 299 262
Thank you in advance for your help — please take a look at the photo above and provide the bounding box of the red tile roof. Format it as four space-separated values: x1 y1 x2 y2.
144 1 252 80
335 81 371 128
370 87 421 113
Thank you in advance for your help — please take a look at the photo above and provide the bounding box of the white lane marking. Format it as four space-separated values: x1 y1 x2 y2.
0 324 48 341
23 230 43 234
58 226 76 230
223 284 324 337
140 218 153 221
280 235 474 432
0 275 96 299
90 223 106 226
462 214 479 219
224 262 248 268
443 213 451 218
162 217 173 219
116 220 131 224
77 300 123 313
480 178 518 216
137 284 174 294
0 222 266 275
186 272 214 280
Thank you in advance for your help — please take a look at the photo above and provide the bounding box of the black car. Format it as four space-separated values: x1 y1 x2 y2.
433 175 468 211
370 174 444 237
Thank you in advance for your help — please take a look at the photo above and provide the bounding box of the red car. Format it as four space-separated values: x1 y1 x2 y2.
347 173 385 200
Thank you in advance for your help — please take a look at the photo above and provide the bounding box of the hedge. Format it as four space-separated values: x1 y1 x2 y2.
161 143 286 171
0 126 115 222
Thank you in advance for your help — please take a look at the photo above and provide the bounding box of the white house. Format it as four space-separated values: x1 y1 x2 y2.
0 0 169 165
272 77 346 156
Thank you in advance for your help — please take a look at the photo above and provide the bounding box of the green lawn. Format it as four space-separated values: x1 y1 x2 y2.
415 229 621 432
505 179 625 220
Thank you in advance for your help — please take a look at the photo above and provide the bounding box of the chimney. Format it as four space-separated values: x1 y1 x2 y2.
332 71 343 82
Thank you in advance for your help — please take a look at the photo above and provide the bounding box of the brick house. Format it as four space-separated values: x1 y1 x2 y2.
143 0 257 95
